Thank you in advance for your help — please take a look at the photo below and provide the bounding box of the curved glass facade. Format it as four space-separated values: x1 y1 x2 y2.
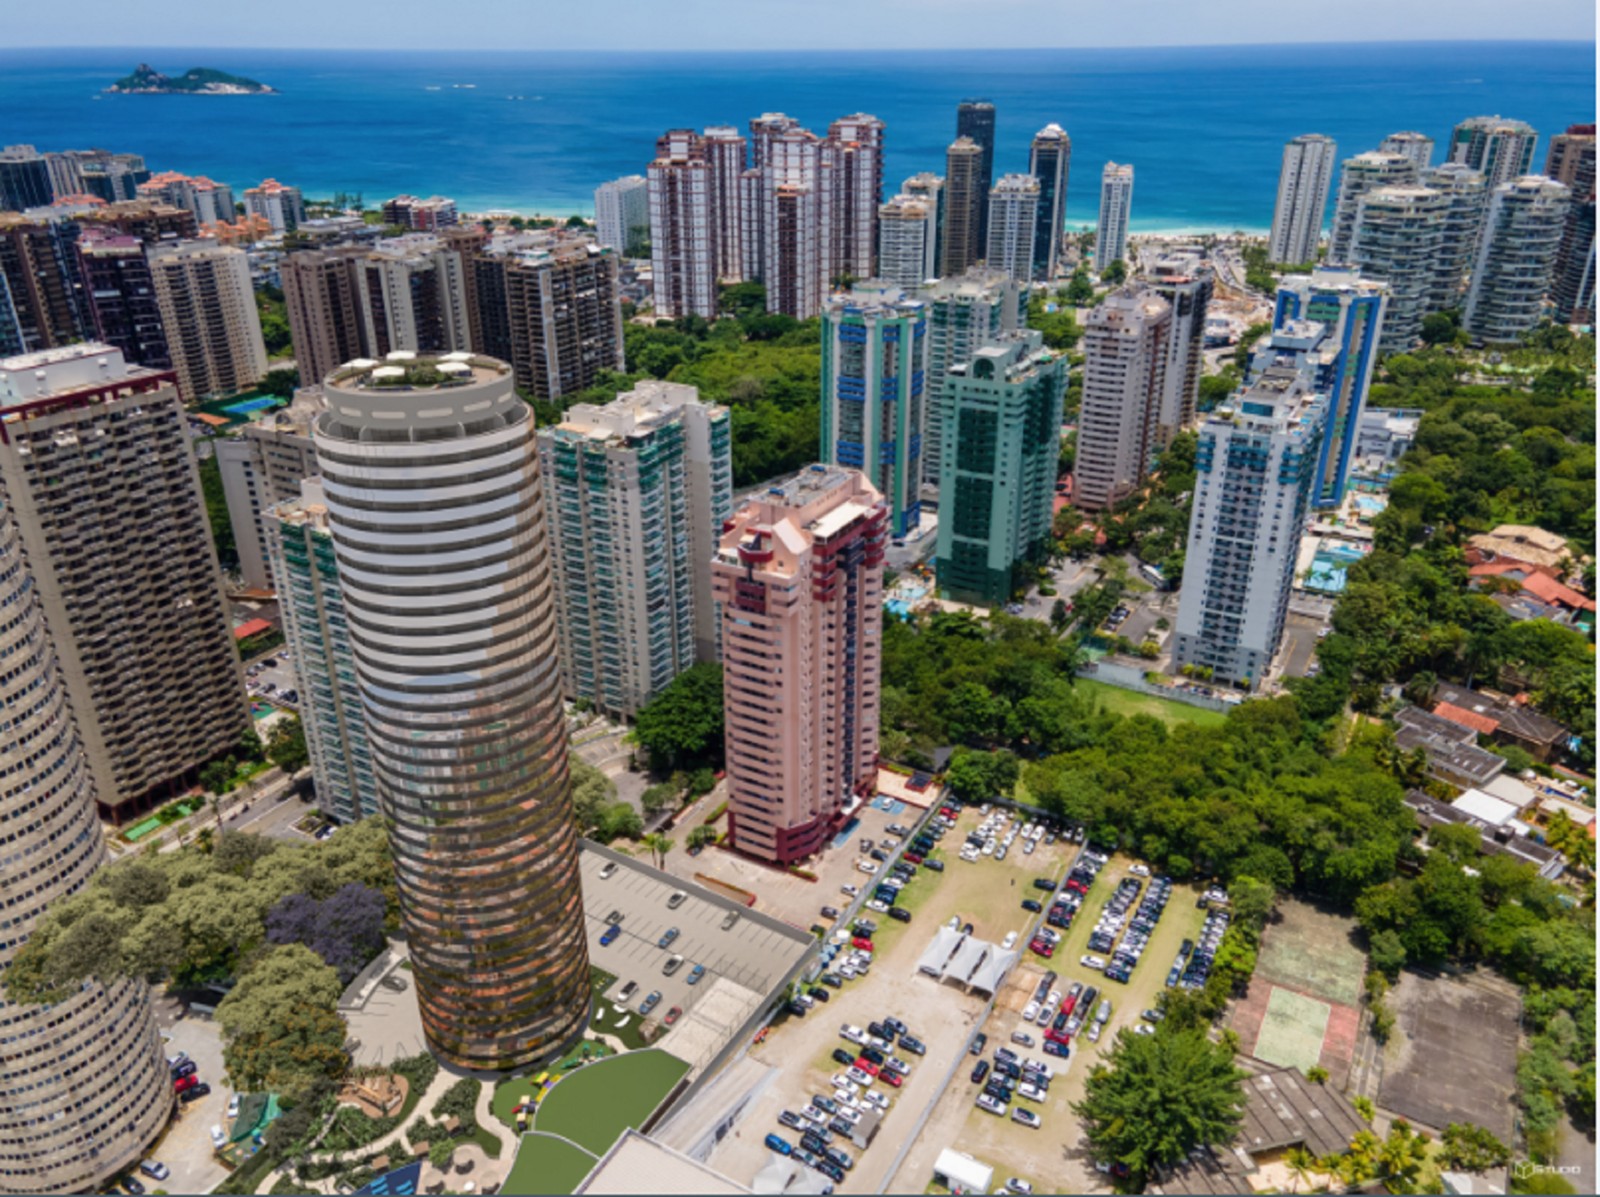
314 354 590 1069
0 509 172 1195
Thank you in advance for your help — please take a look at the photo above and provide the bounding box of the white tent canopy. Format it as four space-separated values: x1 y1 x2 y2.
933 1148 993 1194
916 926 964 976
752 1155 826 1195
968 947 1019 996
947 936 990 984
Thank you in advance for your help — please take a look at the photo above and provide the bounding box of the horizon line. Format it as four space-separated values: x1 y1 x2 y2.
5 36 1596 54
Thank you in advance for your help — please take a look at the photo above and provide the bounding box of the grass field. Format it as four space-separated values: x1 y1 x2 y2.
532 1048 690 1156
502 1132 600 1196
1255 987 1331 1073
1074 678 1229 729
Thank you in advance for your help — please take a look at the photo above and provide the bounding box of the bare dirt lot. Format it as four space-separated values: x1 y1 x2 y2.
699 805 1076 1193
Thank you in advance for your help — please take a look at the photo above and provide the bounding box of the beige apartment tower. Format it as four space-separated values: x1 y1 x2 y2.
216 389 322 589
713 466 886 864
0 344 249 819
147 239 268 400
941 137 985 277
1073 289 1171 510
0 492 173 1196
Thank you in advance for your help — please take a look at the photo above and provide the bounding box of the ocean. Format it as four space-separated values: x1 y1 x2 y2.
1 43 1593 230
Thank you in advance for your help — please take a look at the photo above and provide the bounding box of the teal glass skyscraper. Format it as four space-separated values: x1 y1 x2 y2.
821 283 928 537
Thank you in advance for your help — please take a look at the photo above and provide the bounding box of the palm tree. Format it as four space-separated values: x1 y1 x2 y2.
1284 1146 1316 1193
641 833 677 870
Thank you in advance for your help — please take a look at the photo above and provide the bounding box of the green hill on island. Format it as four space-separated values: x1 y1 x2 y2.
107 64 276 94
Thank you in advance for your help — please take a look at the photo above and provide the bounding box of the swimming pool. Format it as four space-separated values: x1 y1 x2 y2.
1352 494 1388 517
886 599 912 619
1305 541 1369 593
223 395 285 416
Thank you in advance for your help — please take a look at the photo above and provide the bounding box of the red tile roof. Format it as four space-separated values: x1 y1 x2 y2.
233 618 273 641
1432 702 1500 737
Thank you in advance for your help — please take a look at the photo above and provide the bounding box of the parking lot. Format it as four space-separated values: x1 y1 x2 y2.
244 653 299 708
138 996 233 1196
890 848 1211 1195
659 792 925 933
580 846 813 1056
1272 612 1328 684
695 803 1082 1192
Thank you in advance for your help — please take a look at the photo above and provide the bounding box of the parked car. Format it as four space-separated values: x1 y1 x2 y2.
172 1061 197 1080
139 1161 170 1181
1013 1108 1042 1128
180 1083 212 1103
970 1032 988 1055
209 1125 228 1149
599 924 621 947
662 954 684 976
970 1060 990 1084
975 1094 1008 1116
618 980 639 1001
174 1075 200 1093
686 964 706 985
764 1133 793 1156
657 928 680 949
664 1006 682 1026
640 990 662 1015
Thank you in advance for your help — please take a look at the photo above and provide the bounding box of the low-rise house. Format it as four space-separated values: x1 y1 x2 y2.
1393 706 1507 789
1430 681 1569 762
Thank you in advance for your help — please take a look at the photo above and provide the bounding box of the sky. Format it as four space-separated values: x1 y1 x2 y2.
7 0 1596 50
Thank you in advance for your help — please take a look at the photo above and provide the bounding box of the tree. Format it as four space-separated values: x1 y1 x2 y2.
569 758 616 832
1227 876 1276 931
633 663 723 772
943 748 1020 804
200 758 235 796
1102 259 1128 285
1440 1123 1511 1172
267 717 309 774
642 833 676 870
216 945 348 1096
1420 311 1459 346
1368 930 1407 979
1050 598 1071 633
641 782 679 817
1065 268 1095 306
596 802 643 843
1073 1027 1247 1185
687 825 718 851
266 883 386 983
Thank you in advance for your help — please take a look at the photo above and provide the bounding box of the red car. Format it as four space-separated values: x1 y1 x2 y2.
852 937 874 952
853 1057 880 1077
664 1006 682 1027
940 807 958 819
1045 1028 1070 1045
903 852 924 865
174 1074 200 1093
1029 939 1054 958
881 1068 904 1088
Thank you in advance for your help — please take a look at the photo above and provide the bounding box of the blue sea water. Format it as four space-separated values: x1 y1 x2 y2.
1 43 1592 229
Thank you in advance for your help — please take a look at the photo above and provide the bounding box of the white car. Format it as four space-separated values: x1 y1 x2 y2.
831 1073 859 1092
1002 931 1019 949
841 884 859 897
1007 1179 1035 1195
847 1066 874 1086
840 1024 867 1044
982 841 996 855
856 860 879 875
1129 864 1151 877
835 1105 863 1125
866 1034 890 1052
838 965 858 980
209 1125 228 1149
860 1089 890 1112
1080 955 1107 970
1024 840 1037 855
1021 1000 1040 1021
226 1093 240 1120
975 1093 1008 1116
1086 1021 1103 1043
947 916 962 930
1134 1023 1156 1036
866 899 890 913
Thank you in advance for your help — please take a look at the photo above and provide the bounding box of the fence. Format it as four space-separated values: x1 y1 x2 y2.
1080 658 1234 713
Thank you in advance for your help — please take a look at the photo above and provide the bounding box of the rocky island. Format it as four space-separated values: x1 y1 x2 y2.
106 65 276 95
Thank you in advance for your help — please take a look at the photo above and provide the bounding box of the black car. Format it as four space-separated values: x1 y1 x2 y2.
869 848 887 862
970 1059 990 1083
962 922 974 935
819 1160 846 1184
883 1016 909 1036
179 1082 211 1103
801 1132 827 1155
889 907 911 923
828 1117 855 1141
860 1046 885 1065
822 972 843 988
985 1080 1015 1102
899 1034 926 1055
171 1060 197 1079
925 859 945 872
121 1179 146 1196
832 1047 855 1067
821 905 840 919
970 1031 988 1055
787 1000 808 1017
1021 899 1042 912
808 986 831 1003
1032 878 1058 891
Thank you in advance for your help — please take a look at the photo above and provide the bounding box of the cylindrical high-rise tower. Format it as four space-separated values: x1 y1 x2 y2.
0 504 172 1195
313 351 590 1069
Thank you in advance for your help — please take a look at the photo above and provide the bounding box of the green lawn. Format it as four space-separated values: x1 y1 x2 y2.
491 1039 616 1131
502 1132 599 1196
531 1049 690 1156
1074 678 1229 728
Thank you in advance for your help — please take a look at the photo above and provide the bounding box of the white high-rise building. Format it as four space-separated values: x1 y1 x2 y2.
593 175 649 256
242 178 305 232
146 239 268 401
1073 287 1170 510
1380 131 1435 172
877 193 939 289
1175 366 1327 688
985 173 1040 282
703 126 748 281
1147 250 1214 445
537 381 732 717
1029 124 1072 279
1327 151 1418 263
828 114 885 285
1268 134 1338 265
1096 162 1134 270
919 268 1021 493
1449 116 1539 187
1422 163 1489 312
648 130 718 318
1463 175 1570 342
216 390 321 590
1350 185 1448 351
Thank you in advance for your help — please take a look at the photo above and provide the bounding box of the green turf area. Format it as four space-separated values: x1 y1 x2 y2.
588 967 650 1049
532 1049 690 1156
491 1039 616 1130
1255 986 1331 1073
1255 905 1366 1007
1073 678 1229 728
502 1132 599 1196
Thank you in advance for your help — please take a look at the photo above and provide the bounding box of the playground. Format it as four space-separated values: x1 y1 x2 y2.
1230 898 1365 1087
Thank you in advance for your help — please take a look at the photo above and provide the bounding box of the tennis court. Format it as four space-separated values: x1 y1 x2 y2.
1254 987 1331 1073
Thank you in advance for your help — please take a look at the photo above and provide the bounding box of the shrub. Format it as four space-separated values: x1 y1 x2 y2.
702 801 728 826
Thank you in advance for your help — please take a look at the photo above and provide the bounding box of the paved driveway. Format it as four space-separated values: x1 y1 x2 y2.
146 998 231 1195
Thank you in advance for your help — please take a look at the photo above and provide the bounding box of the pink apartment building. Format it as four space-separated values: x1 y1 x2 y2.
712 466 886 864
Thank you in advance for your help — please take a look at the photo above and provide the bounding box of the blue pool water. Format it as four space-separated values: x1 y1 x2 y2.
224 395 284 416
886 599 912 619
